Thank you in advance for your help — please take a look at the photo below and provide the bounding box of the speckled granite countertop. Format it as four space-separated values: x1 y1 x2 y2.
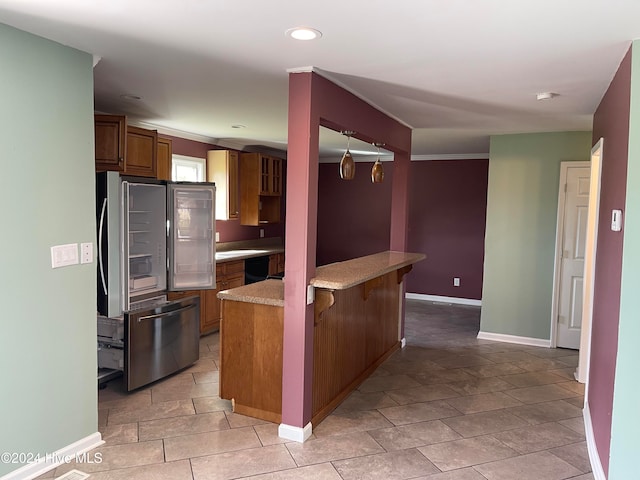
217 279 284 306
215 238 284 263
217 250 425 305
311 251 426 290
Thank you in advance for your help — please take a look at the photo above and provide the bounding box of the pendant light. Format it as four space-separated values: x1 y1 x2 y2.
371 143 384 183
339 131 356 180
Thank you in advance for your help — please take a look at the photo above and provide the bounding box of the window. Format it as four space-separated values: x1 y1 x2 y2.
172 155 206 182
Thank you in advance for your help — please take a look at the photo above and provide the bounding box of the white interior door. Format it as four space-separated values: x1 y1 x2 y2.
556 164 590 349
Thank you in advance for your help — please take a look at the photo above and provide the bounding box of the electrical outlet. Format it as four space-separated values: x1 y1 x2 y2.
81 242 93 264
260 229 264 238
215 231 220 242
453 277 460 287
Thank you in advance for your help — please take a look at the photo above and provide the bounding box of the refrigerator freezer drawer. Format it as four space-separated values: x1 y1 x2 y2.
98 345 124 370
124 296 200 391
97 315 124 341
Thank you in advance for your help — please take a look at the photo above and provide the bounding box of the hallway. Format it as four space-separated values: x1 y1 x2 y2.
42 300 591 479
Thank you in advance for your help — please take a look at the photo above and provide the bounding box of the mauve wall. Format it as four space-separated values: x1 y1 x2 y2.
317 159 489 300
406 160 488 299
589 47 631 476
165 135 286 243
316 161 393 266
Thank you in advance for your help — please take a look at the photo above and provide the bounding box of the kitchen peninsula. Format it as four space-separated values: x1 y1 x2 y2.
218 250 425 426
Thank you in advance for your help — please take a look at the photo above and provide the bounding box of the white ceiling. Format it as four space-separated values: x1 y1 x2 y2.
1 0 639 158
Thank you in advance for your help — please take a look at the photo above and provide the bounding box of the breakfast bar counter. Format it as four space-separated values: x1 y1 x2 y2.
218 250 425 425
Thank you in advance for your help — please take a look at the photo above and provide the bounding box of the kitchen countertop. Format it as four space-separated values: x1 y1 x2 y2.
217 250 425 305
217 279 284 306
215 238 284 263
311 251 426 290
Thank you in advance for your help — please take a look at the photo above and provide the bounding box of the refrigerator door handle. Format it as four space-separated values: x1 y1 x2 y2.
137 303 197 322
98 197 108 295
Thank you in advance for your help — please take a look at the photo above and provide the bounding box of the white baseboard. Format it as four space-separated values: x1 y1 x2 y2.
476 331 551 348
1 432 103 480
583 401 606 480
278 422 312 443
406 293 482 307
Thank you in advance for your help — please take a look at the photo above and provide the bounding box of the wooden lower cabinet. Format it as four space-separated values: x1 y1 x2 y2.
268 253 284 276
167 288 219 336
166 260 244 336
218 269 402 427
217 260 245 291
220 299 283 423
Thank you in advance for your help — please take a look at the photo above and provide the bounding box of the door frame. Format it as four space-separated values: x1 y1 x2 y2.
577 138 604 385
550 160 590 350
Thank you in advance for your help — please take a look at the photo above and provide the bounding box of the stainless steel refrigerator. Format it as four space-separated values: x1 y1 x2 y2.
96 171 216 391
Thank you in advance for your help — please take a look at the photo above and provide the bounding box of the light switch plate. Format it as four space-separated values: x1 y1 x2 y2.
51 243 79 268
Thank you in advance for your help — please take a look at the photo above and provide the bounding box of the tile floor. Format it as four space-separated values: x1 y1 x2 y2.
40 300 592 479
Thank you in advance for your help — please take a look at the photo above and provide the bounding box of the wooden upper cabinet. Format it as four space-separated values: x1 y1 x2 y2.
94 114 158 178
95 114 126 172
157 137 173 181
207 150 239 220
125 126 158 178
270 157 282 196
240 152 283 226
257 154 282 196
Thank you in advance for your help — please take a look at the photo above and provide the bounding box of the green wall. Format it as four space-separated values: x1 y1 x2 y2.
480 131 592 340
0 24 97 476
609 40 640 479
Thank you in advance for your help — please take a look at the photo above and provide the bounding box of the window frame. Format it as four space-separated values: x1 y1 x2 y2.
171 154 206 182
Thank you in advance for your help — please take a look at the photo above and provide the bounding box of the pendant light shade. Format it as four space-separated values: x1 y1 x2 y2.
339 131 356 180
371 143 384 183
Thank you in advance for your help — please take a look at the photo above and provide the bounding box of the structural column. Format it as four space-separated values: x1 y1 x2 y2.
280 71 319 440
281 69 412 441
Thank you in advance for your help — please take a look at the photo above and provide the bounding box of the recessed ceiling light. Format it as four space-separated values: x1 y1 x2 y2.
120 93 141 101
536 92 559 101
285 27 322 41
231 124 246 129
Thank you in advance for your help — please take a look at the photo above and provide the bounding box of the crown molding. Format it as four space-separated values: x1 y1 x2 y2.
129 120 220 145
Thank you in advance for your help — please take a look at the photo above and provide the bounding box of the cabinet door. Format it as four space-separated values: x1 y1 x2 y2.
259 154 271 195
201 288 220 334
277 253 285 273
270 157 282 196
207 150 239 220
125 126 158 178
269 253 285 276
228 151 239 219
239 152 283 225
157 137 173 181
95 114 126 172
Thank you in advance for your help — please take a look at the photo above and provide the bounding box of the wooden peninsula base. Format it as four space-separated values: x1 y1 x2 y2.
218 251 425 427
